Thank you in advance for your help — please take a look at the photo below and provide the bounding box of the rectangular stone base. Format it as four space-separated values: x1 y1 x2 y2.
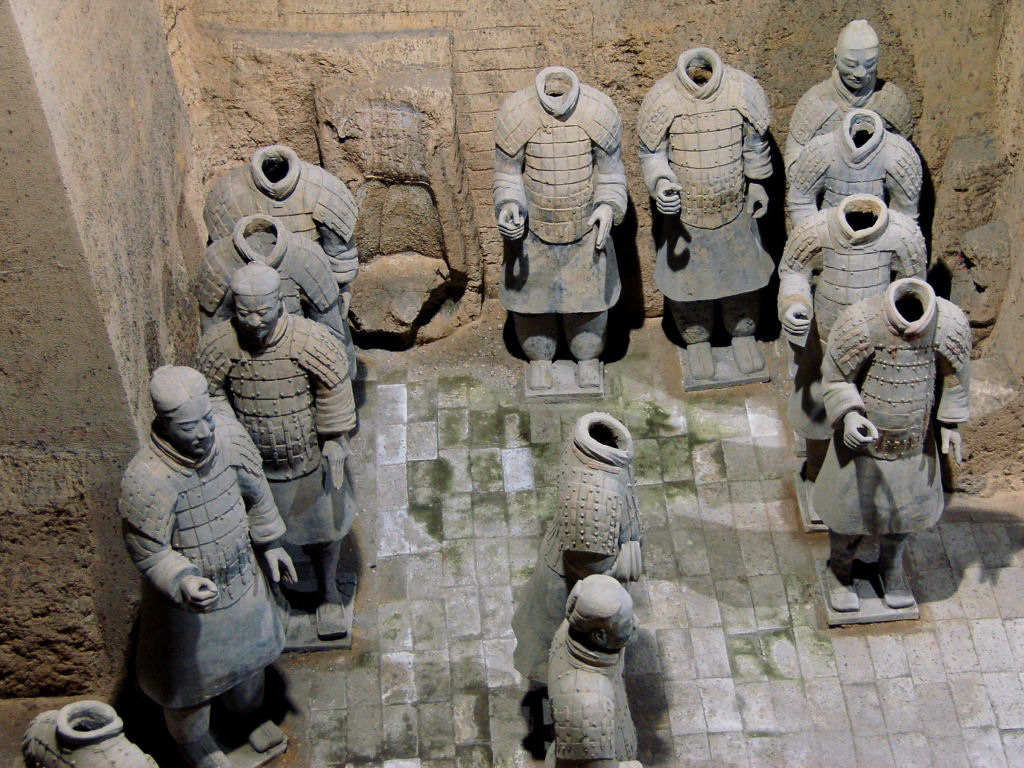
280 570 356 652
795 471 827 533
679 345 770 392
523 360 604 399
816 560 919 626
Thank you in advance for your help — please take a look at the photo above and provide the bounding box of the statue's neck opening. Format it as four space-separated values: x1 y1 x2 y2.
589 421 623 450
262 155 290 183
894 294 925 323
845 208 878 232
686 64 712 84
543 72 573 98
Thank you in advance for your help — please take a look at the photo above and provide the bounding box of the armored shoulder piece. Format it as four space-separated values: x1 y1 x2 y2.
873 80 914 136
575 84 622 154
215 411 265 476
196 237 244 314
728 66 771 134
290 315 348 389
203 165 253 242
883 210 928 278
303 163 358 242
788 133 833 191
196 320 241 385
288 237 339 312
935 298 972 369
788 81 836 145
884 133 923 200
636 74 679 150
781 211 828 271
551 671 617 761
494 87 545 156
119 452 178 535
828 297 878 378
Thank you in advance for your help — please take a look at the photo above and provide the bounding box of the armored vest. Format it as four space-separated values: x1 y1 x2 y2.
788 109 922 226
543 413 640 574
638 48 771 230
781 195 927 341
548 623 637 764
203 144 357 247
826 280 971 460
197 213 338 326
494 68 624 245
23 702 158 768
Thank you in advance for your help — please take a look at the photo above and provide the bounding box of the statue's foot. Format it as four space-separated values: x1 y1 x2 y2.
687 342 715 380
249 721 286 754
179 733 233 768
824 563 860 612
881 564 914 609
528 360 553 390
316 601 349 640
575 359 601 388
731 335 765 374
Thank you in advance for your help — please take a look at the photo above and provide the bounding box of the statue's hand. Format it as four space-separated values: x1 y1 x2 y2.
843 411 878 451
263 545 297 585
611 540 643 582
781 302 812 337
180 575 219 612
745 182 769 219
497 202 526 240
587 203 614 250
940 425 963 464
654 177 682 215
323 438 349 489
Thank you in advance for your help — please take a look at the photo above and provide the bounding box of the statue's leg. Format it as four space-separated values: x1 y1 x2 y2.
879 533 914 609
563 310 608 387
513 312 558 390
221 670 265 714
721 290 764 374
668 298 714 380
164 703 231 768
305 538 347 639
825 531 862 612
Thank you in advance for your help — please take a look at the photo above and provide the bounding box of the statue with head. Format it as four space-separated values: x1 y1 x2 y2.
785 18 914 171
546 574 642 768
119 365 296 767
197 262 358 642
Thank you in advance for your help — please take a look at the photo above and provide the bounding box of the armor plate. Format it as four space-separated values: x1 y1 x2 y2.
523 123 595 243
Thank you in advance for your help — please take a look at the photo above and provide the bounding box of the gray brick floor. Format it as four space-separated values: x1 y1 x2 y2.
263 331 1024 768
6 331 1023 768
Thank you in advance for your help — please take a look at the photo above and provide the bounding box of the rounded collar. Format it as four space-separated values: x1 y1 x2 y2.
831 193 889 247
883 277 936 338
839 108 885 166
233 213 289 268
250 144 301 200
676 47 725 99
572 412 633 468
535 66 580 117
56 701 124 746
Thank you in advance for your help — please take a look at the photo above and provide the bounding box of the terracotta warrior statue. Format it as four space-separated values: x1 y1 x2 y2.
197 213 346 339
23 701 159 768
787 108 922 227
119 366 296 768
815 278 970 611
779 193 926 483
638 46 774 382
197 263 356 640
494 66 628 390
547 574 642 768
203 144 359 376
513 412 642 687
785 19 914 171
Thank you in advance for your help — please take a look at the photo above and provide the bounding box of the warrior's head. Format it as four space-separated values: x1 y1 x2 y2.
834 19 879 97
566 574 636 652
231 262 284 348
150 366 216 462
